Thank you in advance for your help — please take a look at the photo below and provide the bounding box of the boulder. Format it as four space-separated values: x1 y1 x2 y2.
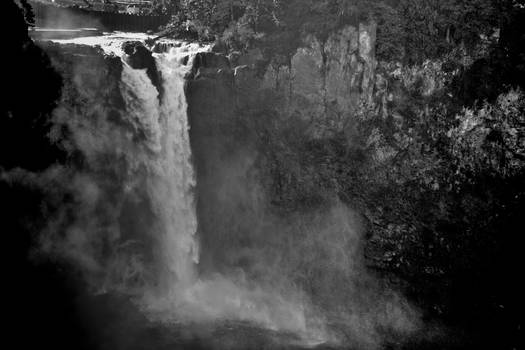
122 41 154 70
122 41 162 97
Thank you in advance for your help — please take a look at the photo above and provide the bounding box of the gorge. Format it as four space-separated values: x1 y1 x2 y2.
3 1 523 350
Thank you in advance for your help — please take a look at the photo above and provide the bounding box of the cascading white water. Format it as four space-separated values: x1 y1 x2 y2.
49 33 204 299
120 45 200 293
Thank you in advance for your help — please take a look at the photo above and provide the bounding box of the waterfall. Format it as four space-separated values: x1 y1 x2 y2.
46 33 204 297
120 47 200 292
118 43 315 337
44 34 326 343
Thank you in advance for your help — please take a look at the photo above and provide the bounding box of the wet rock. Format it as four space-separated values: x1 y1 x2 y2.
192 52 231 72
122 41 153 69
122 41 162 97
190 52 233 91
234 65 261 108
151 41 182 54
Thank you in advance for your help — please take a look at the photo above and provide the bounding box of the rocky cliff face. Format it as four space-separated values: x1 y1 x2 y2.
261 23 377 136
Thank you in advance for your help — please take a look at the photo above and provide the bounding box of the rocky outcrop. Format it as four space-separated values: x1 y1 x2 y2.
261 23 377 137
122 41 162 96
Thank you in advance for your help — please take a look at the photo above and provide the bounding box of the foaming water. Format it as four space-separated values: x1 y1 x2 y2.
48 34 327 344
